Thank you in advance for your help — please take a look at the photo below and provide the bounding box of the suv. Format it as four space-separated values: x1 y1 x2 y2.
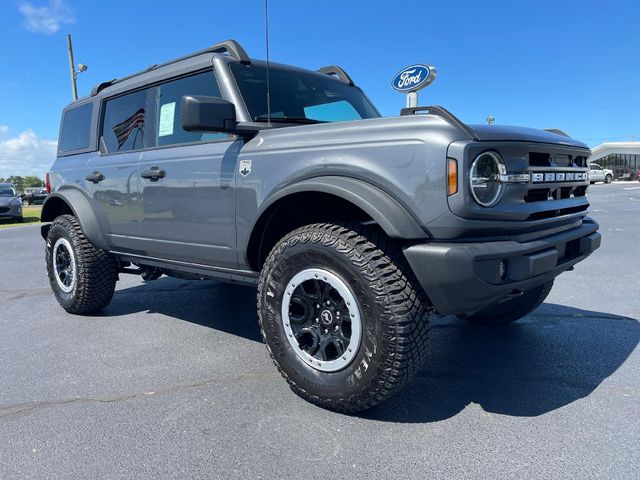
589 163 614 184
0 183 23 222
41 40 601 412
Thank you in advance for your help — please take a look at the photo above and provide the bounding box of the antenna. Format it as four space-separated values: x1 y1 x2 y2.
265 0 272 125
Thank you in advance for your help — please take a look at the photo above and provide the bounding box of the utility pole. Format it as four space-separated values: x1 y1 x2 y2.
67 34 88 101
67 34 77 100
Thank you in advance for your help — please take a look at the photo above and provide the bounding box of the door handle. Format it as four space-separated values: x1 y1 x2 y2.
86 171 105 184
141 167 166 181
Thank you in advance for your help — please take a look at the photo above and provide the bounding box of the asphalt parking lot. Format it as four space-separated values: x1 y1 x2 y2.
1 183 638 479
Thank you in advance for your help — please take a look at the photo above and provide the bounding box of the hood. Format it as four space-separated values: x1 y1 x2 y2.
251 114 590 152
0 196 18 207
469 124 589 149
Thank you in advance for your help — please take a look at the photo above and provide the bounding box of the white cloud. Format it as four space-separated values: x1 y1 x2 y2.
19 0 75 34
0 125 8 133
0 129 57 179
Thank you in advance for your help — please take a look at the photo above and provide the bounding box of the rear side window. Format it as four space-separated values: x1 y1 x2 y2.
154 70 229 147
59 103 93 152
101 90 147 153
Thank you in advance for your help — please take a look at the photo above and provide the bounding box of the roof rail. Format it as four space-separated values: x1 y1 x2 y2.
91 39 250 96
318 65 354 86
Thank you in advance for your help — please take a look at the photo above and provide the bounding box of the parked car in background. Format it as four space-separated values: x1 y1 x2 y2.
21 188 48 205
0 183 23 223
589 163 614 184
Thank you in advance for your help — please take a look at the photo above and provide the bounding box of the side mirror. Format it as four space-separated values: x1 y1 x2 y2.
181 96 237 133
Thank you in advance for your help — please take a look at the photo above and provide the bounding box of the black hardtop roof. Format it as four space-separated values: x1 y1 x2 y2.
65 39 353 108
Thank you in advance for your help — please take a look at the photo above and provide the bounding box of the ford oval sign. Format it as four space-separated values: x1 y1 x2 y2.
391 64 437 92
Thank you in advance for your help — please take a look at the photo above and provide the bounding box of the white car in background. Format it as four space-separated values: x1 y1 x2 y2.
589 163 614 184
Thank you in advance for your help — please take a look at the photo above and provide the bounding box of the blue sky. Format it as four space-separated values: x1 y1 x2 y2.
0 0 638 177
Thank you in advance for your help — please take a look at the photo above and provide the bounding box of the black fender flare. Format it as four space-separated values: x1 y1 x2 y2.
250 176 428 241
40 188 110 250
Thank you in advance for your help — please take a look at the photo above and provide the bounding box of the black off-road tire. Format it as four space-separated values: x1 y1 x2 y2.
46 214 118 314
459 280 554 325
257 223 432 413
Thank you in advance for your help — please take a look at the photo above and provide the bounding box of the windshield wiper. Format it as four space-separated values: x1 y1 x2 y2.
254 116 326 124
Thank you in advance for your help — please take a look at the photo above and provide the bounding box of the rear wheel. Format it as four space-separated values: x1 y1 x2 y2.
459 280 553 325
46 215 117 314
258 223 432 413
604 174 613 184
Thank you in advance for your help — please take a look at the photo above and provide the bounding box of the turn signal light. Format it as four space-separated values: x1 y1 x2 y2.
45 172 51 194
447 158 458 195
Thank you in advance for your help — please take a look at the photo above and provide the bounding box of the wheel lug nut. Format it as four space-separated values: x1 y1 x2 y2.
334 325 339 331
324 329 329 334
315 318 319 323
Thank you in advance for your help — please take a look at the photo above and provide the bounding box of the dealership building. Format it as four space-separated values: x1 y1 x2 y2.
589 141 640 180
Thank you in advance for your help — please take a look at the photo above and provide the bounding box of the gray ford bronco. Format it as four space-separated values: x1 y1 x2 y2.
42 40 601 412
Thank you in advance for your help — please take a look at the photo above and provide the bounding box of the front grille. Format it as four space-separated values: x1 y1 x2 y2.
527 205 589 221
528 152 588 168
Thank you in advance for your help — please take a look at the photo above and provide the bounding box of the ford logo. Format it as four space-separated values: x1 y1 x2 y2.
391 64 436 92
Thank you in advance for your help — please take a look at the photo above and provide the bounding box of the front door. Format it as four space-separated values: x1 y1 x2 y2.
136 70 239 269
87 88 148 252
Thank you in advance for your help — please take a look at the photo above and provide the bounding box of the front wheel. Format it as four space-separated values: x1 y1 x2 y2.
22 199 30 206
46 215 118 314
459 280 554 325
604 174 613 184
258 223 432 413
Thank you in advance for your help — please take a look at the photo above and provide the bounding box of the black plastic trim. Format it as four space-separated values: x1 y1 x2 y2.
318 65 354 86
401 105 479 141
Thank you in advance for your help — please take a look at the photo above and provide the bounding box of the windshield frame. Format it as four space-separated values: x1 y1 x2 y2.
228 61 381 125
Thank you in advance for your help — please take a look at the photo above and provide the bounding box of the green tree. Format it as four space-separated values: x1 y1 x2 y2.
6 176 25 193
23 176 44 188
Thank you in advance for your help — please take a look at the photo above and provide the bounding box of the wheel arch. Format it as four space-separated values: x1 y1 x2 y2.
244 176 427 271
40 189 109 250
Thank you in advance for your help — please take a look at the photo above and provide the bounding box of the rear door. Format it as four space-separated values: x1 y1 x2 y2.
86 89 148 252
136 70 240 269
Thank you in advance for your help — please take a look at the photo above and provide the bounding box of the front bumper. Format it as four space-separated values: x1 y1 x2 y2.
403 218 600 315
0 204 22 219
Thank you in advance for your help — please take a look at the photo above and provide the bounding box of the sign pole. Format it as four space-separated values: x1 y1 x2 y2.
67 34 78 101
406 92 418 108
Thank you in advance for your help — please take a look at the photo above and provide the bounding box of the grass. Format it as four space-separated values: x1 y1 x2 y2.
0 205 42 230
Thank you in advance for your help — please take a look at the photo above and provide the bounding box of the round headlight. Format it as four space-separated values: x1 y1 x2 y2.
469 151 506 207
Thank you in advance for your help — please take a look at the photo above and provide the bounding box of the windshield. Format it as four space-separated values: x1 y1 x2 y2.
0 186 16 197
229 63 380 124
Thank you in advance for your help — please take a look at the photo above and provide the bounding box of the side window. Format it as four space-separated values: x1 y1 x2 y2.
59 103 93 152
101 90 147 153
155 70 229 147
